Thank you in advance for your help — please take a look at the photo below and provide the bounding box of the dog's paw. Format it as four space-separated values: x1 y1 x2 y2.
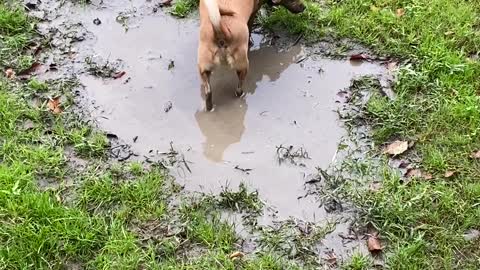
235 91 245 98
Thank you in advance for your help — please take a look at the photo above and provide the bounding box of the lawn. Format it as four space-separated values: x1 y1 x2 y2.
1 0 480 269
273 0 480 268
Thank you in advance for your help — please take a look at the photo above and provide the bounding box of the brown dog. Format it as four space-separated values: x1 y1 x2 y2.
197 0 305 111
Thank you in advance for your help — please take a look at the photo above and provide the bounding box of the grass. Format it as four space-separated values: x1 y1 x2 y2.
262 0 480 268
0 3 35 70
169 0 198 18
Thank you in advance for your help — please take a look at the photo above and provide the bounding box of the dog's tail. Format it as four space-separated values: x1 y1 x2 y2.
203 0 225 40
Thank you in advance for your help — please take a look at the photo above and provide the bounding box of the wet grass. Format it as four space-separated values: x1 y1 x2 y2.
0 3 35 69
259 1 330 40
170 0 198 18
265 0 480 268
258 219 336 267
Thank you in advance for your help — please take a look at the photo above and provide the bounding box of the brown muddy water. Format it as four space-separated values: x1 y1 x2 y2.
62 2 387 223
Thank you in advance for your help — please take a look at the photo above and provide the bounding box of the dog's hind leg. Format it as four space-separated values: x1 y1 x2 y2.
234 46 249 98
200 70 214 111
236 69 247 98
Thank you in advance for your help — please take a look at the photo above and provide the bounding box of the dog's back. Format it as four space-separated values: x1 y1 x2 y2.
197 0 253 111
198 0 253 69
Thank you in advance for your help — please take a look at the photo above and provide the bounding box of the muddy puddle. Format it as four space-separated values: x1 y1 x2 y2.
59 1 388 223
21 0 396 263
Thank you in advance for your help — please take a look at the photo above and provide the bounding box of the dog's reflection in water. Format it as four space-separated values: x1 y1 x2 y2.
195 45 302 162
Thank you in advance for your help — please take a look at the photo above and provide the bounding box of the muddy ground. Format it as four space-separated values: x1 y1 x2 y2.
27 0 394 266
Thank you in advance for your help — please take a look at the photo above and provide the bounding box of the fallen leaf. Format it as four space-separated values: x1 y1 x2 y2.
444 171 455 178
17 62 42 77
47 97 62 114
350 53 371 61
405 168 422 178
5 68 15 79
113 71 126 79
367 234 383 252
396 8 405 17
384 140 409 156
229 251 244 260
405 168 432 180
444 31 455 36
470 150 480 159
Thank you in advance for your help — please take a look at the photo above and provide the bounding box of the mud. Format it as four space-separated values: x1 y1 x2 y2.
31 0 390 263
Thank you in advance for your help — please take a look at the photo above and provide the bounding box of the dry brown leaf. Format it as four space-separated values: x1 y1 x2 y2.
405 168 432 180
470 150 480 159
229 251 244 260
47 97 62 114
444 171 455 178
5 68 15 79
405 168 422 178
396 8 405 17
367 234 383 252
384 140 409 155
